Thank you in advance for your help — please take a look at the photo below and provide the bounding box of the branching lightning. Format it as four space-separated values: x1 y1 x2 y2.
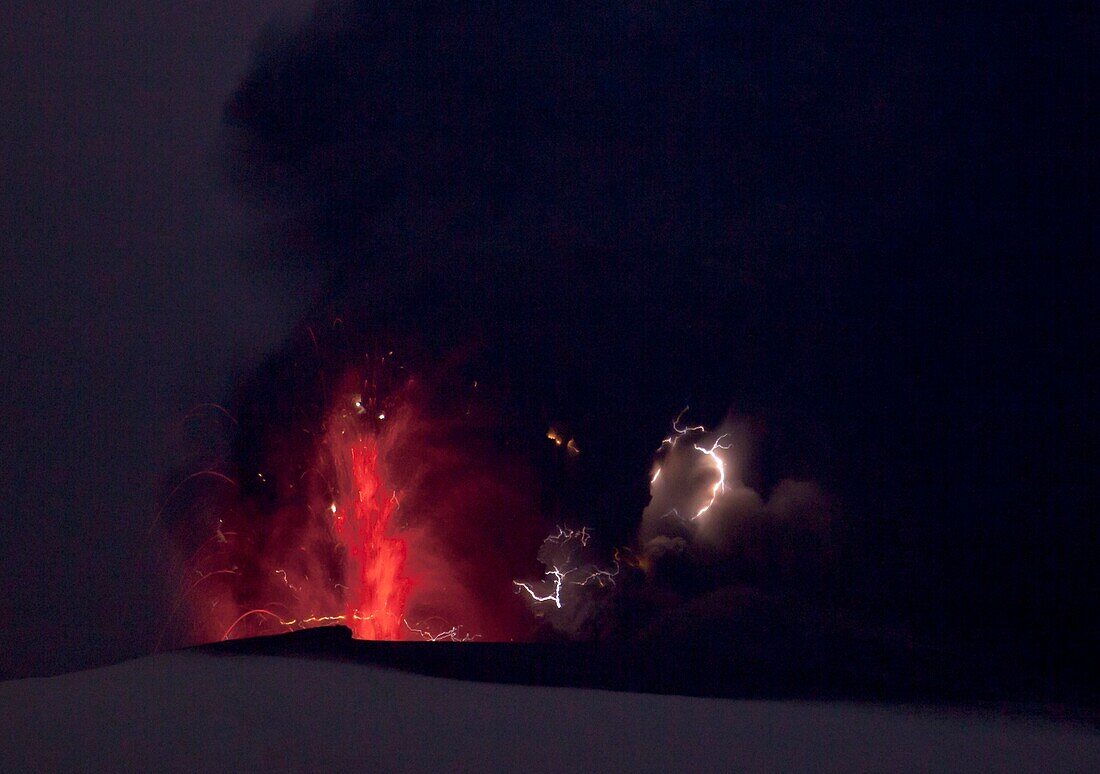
651 408 734 522
546 525 591 546
403 618 480 642
691 434 733 520
513 567 574 609
221 608 402 640
570 559 621 588
513 526 620 611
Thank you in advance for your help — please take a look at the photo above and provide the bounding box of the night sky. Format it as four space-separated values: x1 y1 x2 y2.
1 1 319 676
1 1 1094 690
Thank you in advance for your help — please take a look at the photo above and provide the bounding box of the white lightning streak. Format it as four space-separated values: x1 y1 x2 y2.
513 567 573 608
691 434 732 520
570 559 621 588
402 618 479 642
546 525 591 546
661 406 707 448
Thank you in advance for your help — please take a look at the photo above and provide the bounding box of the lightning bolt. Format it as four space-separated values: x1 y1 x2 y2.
652 409 734 522
402 618 480 642
514 526 621 610
513 567 574 609
660 406 707 448
221 608 401 640
545 525 591 546
570 559 620 588
692 434 733 520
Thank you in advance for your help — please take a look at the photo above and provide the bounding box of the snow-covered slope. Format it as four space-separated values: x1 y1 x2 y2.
1 648 1096 772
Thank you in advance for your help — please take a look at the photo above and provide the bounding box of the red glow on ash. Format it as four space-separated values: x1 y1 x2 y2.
327 429 410 640
172 369 421 643
167 353 547 647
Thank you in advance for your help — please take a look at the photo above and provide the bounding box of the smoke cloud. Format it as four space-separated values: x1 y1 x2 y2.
161 2 846 649
646 419 830 560
641 417 834 600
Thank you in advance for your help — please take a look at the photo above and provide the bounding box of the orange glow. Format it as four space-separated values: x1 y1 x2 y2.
327 430 410 640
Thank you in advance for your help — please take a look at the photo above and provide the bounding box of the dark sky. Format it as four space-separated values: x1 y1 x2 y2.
1 2 1095 683
0 1 318 676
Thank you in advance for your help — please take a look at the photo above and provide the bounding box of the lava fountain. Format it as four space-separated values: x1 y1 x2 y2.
164 346 547 647
320 408 410 640
205 377 417 643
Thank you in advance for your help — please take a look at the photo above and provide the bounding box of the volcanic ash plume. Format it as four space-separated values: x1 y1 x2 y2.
503 410 836 640
641 412 834 591
160 322 838 647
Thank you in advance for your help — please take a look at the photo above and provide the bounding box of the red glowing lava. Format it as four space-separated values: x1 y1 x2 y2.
165 367 419 643
166 353 546 647
324 423 410 640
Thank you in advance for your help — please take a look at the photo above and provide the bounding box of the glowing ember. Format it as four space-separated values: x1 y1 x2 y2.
323 420 411 640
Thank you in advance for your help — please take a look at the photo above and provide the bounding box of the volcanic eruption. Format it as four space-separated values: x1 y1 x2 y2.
154 2 840 651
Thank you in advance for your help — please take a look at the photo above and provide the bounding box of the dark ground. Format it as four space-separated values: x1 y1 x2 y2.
208 625 1097 719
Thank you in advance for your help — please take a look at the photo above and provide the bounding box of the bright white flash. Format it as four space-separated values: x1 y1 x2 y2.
692 434 732 520
570 560 621 588
513 526 620 610
513 567 573 609
654 408 734 522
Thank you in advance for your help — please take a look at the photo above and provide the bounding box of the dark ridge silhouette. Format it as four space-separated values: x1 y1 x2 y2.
200 626 1097 720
